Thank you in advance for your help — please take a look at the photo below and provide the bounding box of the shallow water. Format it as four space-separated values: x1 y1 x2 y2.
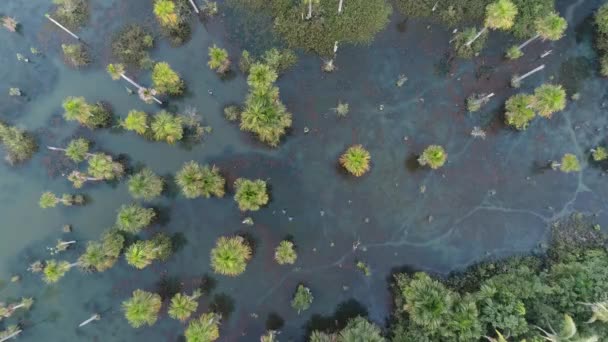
1 0 608 340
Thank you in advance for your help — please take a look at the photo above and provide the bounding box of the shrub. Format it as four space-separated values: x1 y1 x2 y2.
175 161 225 199
111 24 154 67
51 0 89 30
274 240 297 265
223 105 241 121
339 145 371 176
210 236 252 276
128 168 164 201
152 62 184 96
418 145 447 169
62 97 112 129
234 178 269 211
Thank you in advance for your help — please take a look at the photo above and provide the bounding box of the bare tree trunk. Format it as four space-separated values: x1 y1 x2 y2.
0 329 21 342
465 27 487 47
338 0 344 13
45 14 79 40
481 93 495 102
79 314 101 327
518 33 540 50
307 0 312 19
119 74 162 105
515 64 545 83
188 0 199 14
47 146 95 158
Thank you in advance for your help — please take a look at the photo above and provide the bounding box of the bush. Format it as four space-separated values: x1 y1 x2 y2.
61 44 89 67
111 24 154 68
152 62 184 96
51 0 89 30
210 236 252 276
234 178 269 211
175 161 225 199
339 145 371 176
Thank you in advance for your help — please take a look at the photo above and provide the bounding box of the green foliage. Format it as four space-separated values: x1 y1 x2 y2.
558 154 581 173
234 178 269 211
484 0 518 31
154 0 179 27
239 50 253 73
208 44 231 74
272 0 392 56
111 25 154 67
240 63 292 146
340 144 371 177
184 313 221 342
62 96 112 129
42 260 71 284
274 240 297 265
87 153 124 181
125 233 172 269
224 105 241 121
339 316 386 341
61 43 89 67
535 11 567 41
65 138 89 163
128 168 164 201
51 0 89 30
418 145 447 169
151 111 184 143
107 63 125 80
510 0 554 39
153 0 191 45
0 122 37 164
291 284 313 314
452 27 488 59
39 192 82 208
121 110 149 135
591 146 608 162
122 289 162 328
78 229 125 272
262 48 297 74
506 45 523 59
505 94 535 130
334 101 349 117
175 161 225 199
168 290 201 321
116 204 156 233
152 62 184 96
532 84 567 118
210 236 252 276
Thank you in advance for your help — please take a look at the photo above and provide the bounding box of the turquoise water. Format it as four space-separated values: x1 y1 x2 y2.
1 0 608 340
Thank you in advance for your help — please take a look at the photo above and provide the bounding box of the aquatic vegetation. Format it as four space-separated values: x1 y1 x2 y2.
153 0 191 45
2 16 18 32
62 96 112 129
39 192 84 208
239 50 254 73
122 289 162 328
452 27 488 59
78 229 125 272
260 330 277 342
531 84 567 118
176 161 225 199
61 43 89 67
168 289 201 321
208 44 231 74
87 153 124 181
128 168 164 201
223 105 241 121
333 101 350 118
356 261 371 276
504 94 536 130
234 178 269 211
210 236 252 276
151 111 184 143
274 240 297 265
202 1 219 17
0 122 37 164
184 313 221 342
51 0 89 30
121 110 149 135
240 63 292 146
552 153 581 173
418 145 447 169
111 24 154 68
591 146 608 162
125 233 172 269
340 145 371 177
116 204 156 233
261 48 298 74
152 62 184 96
291 284 313 314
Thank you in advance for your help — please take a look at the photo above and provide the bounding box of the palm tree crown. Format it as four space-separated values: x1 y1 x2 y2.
185 313 221 342
210 236 252 276
536 12 567 41
532 84 567 118
484 0 518 30
122 289 162 328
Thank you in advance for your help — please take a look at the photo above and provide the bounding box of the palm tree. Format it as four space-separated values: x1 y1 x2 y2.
87 153 124 180
466 0 518 47
260 330 278 342
504 94 536 130
339 316 385 342
580 301 608 323
208 45 231 74
184 313 221 342
247 63 277 89
107 64 163 105
339 145 371 176
591 146 608 162
175 161 225 199
62 97 111 128
505 45 523 59
274 240 297 265
42 260 78 283
535 314 598 342
116 204 156 233
515 12 567 54
121 110 149 134
47 138 92 163
0 122 37 164
2 17 18 32
233 178 269 211
291 284 313 314
61 43 89 67
122 289 162 328
151 111 183 144
333 101 349 117
152 62 184 96
168 289 201 321
125 241 157 269
531 84 566 118
78 229 125 272
303 0 320 19
511 64 545 88
210 236 252 276
401 273 454 330
153 0 179 28
418 145 447 169
467 93 494 112
39 192 75 208
552 153 581 173
128 168 164 201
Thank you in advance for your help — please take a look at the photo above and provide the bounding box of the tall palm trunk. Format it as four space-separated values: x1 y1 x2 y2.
188 0 199 14
79 314 101 327
45 14 79 40
47 146 95 158
0 329 21 342
307 0 312 19
518 33 540 50
338 0 344 13
119 73 163 105
514 64 545 83
465 27 487 47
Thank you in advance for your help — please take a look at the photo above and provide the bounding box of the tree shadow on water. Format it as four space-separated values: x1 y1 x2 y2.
209 293 235 320
303 299 368 337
